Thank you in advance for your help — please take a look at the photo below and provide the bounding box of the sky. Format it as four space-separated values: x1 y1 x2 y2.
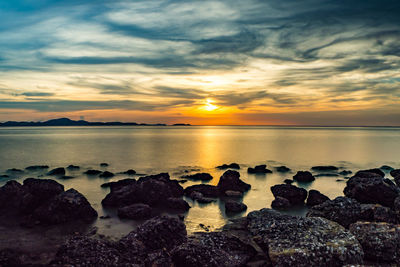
0 0 399 125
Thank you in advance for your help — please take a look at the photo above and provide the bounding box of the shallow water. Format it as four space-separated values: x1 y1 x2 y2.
0 126 399 238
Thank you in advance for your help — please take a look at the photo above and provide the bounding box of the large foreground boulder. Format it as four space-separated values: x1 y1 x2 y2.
121 215 187 252
350 221 400 263
217 170 251 194
355 168 385 178
0 181 28 212
171 231 256 267
344 176 399 207
247 209 364 266
270 184 307 205
184 184 220 198
117 203 152 220
33 189 98 224
225 200 247 213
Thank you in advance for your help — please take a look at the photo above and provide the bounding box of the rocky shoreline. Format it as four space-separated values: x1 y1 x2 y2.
1 164 400 266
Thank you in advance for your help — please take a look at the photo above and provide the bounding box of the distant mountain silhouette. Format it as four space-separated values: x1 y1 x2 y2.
0 118 169 127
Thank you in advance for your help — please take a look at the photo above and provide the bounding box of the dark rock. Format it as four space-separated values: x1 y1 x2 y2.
225 200 247 213
117 203 152 220
66 165 80 170
271 196 291 210
100 178 136 189
270 184 307 205
307 197 364 228
311 165 339 171
47 167 65 176
33 188 98 224
164 197 191 211
360 204 398 224
339 170 352 175
21 178 64 212
390 169 400 178
217 170 251 194
0 180 28 212
177 179 188 184
275 166 291 172
315 173 339 177
181 172 213 181
100 163 109 167
224 190 243 197
293 171 315 182
102 173 183 207
138 173 184 205
60 175 74 179
99 171 114 178
380 165 394 171
84 169 102 175
121 215 187 251
355 168 385 178
216 163 240 170
283 179 293 184
0 249 24 267
306 189 330 207
101 182 141 207
6 168 23 173
247 209 364 266
0 175 9 178
197 197 216 204
100 215 111 219
52 235 145 266
344 176 399 207
349 221 400 263
171 231 256 267
184 184 220 198
248 164 272 174
120 169 136 175
25 165 49 170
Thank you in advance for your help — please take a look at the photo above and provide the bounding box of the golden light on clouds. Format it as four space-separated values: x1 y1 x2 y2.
203 99 218 112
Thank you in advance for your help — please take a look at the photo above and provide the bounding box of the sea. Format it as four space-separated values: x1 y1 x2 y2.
0 125 399 240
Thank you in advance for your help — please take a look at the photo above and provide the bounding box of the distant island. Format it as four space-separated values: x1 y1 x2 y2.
0 118 191 127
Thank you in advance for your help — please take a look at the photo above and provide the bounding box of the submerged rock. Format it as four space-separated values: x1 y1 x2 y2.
311 165 339 171
171 231 256 267
6 168 23 173
120 169 136 175
293 171 315 182
349 221 400 263
25 165 49 171
216 163 240 170
66 165 80 170
84 169 102 175
225 200 247 213
47 167 66 176
339 170 352 176
344 176 399 207
283 179 293 184
247 209 364 266
181 172 213 181
270 184 307 205
224 190 243 197
248 164 272 174
99 171 114 178
217 170 251 194
117 203 152 220
275 166 291 172
100 163 109 167
306 189 330 207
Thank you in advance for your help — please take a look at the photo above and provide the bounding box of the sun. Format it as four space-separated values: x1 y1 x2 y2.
203 99 218 111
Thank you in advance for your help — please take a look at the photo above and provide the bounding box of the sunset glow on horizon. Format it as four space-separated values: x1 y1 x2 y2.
0 1 399 126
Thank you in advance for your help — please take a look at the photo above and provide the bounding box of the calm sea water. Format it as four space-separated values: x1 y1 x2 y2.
0 126 399 239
